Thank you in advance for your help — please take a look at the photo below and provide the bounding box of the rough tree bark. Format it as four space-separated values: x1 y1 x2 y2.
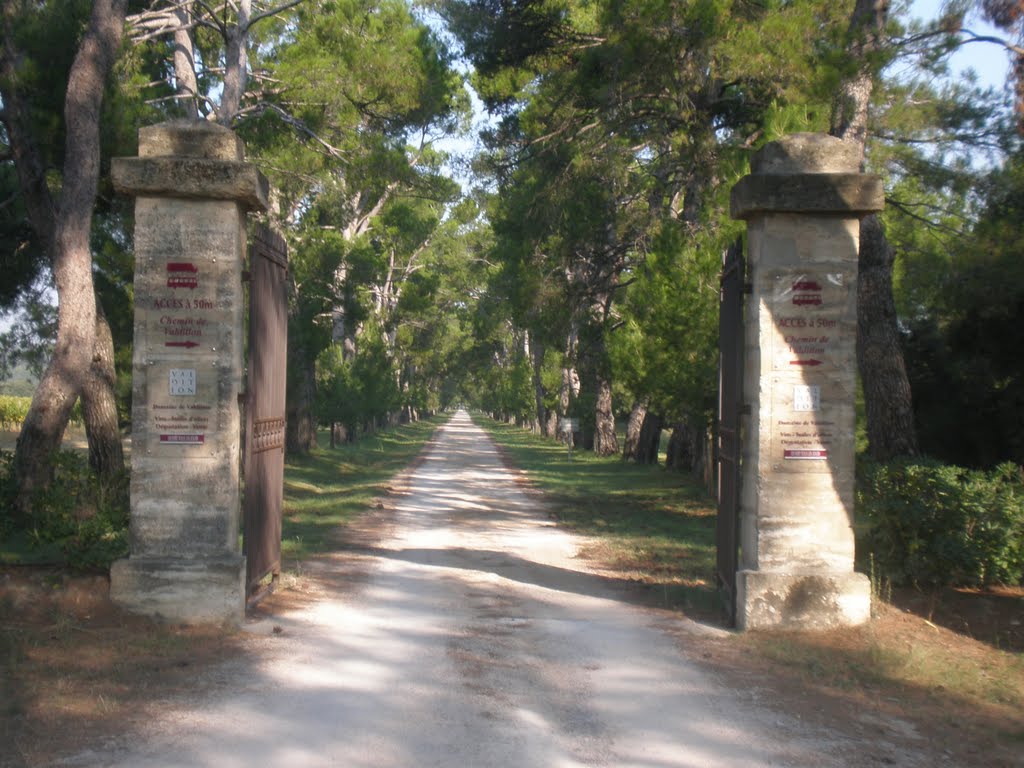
531 339 548 435
592 370 617 456
545 409 558 436
220 0 250 125
285 343 318 454
856 216 919 458
635 411 663 465
3 0 129 518
666 417 706 475
81 302 125 479
558 326 580 442
622 400 647 461
831 0 919 460
173 3 199 119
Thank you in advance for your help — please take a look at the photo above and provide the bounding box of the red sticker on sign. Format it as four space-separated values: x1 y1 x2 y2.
784 449 827 460
159 434 205 445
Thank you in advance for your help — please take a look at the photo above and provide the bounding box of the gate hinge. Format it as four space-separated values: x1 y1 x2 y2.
741 404 751 416
743 282 753 295
241 269 252 283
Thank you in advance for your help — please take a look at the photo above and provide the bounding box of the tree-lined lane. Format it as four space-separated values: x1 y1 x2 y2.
86 411 934 767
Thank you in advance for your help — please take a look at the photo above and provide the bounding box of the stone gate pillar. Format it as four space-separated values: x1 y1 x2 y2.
109 120 269 625
729 133 883 630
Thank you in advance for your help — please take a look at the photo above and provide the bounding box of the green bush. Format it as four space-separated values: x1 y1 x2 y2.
857 458 1024 587
0 449 129 571
0 396 84 430
0 396 31 430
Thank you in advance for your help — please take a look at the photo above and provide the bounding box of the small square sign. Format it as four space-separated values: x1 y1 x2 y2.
793 384 820 412
169 368 197 396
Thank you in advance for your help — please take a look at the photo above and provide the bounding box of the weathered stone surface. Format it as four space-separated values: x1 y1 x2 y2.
111 157 269 211
750 132 861 174
110 121 256 625
139 119 244 161
731 173 884 219
736 570 871 631
732 133 883 219
110 556 246 625
731 133 875 631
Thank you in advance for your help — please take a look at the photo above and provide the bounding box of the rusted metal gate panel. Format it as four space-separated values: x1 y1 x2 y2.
716 238 744 626
243 225 288 598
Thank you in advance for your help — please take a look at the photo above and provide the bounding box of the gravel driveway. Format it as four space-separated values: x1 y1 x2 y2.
67 411 944 768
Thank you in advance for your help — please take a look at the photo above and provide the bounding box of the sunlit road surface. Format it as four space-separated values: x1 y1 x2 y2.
83 411 934 768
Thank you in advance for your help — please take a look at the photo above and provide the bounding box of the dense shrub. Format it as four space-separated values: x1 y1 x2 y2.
857 458 1024 587
0 396 31 430
0 449 129 571
0 395 83 430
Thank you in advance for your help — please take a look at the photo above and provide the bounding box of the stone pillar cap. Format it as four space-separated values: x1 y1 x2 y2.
730 133 884 219
140 119 245 162
751 133 862 175
112 120 269 212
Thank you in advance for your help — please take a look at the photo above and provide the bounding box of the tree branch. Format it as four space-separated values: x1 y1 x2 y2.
248 0 305 28
959 28 1024 57
239 102 348 159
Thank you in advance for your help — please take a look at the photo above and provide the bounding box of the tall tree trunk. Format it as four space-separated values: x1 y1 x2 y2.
172 3 199 119
6 0 128 519
593 371 617 456
531 339 547 435
831 0 919 461
219 0 250 125
545 409 559 437
286 340 318 454
636 411 663 465
81 302 125 479
857 216 919 459
622 399 647 461
558 326 579 441
665 421 685 471
666 417 705 474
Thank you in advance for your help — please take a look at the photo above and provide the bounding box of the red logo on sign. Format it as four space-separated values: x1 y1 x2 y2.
791 280 822 307
167 262 198 290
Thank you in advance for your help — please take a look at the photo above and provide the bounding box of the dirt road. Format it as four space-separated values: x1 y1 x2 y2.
64 411 948 767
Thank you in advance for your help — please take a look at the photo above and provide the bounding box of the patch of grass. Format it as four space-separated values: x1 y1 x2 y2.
477 415 1024 760
0 450 129 571
0 416 446 764
475 415 721 618
738 605 1024 744
281 416 446 563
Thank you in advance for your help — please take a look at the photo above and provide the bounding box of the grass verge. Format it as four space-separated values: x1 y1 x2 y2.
474 414 722 620
478 413 1024 765
280 415 446 564
1 414 447 767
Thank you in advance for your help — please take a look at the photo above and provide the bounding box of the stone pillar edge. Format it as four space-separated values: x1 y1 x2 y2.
111 157 269 212
730 173 884 220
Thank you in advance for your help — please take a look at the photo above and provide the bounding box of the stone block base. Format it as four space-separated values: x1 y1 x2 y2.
736 569 870 631
110 555 246 625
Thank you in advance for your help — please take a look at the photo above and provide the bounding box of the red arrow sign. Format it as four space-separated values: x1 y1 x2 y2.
790 358 823 366
165 341 200 349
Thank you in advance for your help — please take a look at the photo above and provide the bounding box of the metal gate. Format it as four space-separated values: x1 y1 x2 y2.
243 225 289 599
716 238 744 625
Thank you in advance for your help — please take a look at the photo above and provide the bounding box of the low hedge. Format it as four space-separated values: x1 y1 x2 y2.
0 395 31 430
0 395 83 430
0 450 129 571
857 458 1024 587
